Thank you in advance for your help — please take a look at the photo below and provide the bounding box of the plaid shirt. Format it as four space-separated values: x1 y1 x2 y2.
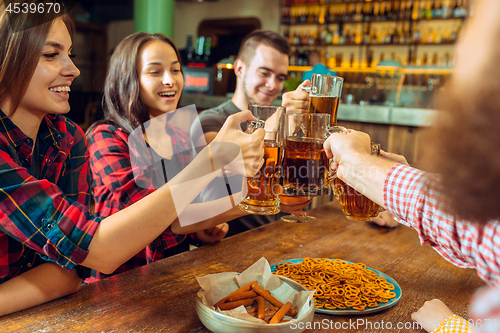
86 123 192 283
0 109 99 283
385 164 500 286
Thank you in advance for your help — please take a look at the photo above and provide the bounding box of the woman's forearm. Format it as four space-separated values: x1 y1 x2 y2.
0 263 81 317
82 145 231 273
171 194 247 234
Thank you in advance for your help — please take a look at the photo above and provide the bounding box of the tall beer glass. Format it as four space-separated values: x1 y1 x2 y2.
281 113 345 223
302 74 344 126
238 105 285 215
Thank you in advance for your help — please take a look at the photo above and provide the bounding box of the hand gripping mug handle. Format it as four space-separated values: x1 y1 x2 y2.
299 86 317 94
247 120 265 133
325 125 348 181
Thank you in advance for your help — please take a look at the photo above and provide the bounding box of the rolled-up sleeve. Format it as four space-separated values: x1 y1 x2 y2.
384 164 500 285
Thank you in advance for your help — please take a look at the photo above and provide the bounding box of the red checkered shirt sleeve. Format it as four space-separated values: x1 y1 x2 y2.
0 117 100 279
384 164 500 286
88 124 188 268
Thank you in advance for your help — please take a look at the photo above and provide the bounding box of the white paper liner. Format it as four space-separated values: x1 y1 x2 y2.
196 257 315 323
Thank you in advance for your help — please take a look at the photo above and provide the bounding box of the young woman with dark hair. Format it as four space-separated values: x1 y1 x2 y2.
0 3 264 315
85 32 287 282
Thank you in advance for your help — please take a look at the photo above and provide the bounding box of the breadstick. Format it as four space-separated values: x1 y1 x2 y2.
227 291 258 302
269 302 292 324
255 296 266 320
246 306 279 313
251 282 298 317
214 280 257 308
217 298 254 311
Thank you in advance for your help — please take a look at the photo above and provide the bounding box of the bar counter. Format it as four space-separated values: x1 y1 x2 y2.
1 200 484 332
179 93 437 127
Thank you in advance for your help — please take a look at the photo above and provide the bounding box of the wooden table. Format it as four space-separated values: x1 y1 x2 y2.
1 201 484 332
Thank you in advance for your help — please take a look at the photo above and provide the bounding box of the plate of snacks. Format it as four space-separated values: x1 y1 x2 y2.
195 257 315 333
271 258 402 315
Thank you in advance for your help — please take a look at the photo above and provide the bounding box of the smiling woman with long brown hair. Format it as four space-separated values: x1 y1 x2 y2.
84 31 311 282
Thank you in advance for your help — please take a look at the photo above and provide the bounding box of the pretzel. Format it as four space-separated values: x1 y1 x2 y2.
274 258 397 311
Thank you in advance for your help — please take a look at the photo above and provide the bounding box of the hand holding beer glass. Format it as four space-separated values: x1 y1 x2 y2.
333 143 384 221
281 113 345 223
238 105 285 215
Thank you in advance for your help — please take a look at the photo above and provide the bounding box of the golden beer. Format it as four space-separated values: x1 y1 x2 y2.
240 143 281 214
308 95 340 126
333 143 383 221
283 137 330 196
333 178 382 221
239 105 285 215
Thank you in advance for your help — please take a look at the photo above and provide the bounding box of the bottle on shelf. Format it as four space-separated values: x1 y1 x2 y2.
379 2 387 21
366 49 374 67
186 35 194 63
319 6 326 24
442 52 450 67
326 26 333 44
354 3 363 22
364 26 371 45
442 0 452 18
365 2 373 22
379 52 385 63
450 25 458 42
203 37 211 64
367 28 374 44
386 1 393 20
195 36 205 63
421 52 428 66
333 26 340 44
431 52 439 66
385 28 392 44
433 1 443 19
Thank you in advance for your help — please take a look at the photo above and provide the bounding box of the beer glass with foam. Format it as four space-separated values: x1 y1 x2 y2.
281 113 346 223
301 74 344 126
238 105 285 215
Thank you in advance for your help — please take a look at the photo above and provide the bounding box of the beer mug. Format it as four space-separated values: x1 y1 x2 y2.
282 113 345 197
333 143 384 222
238 105 285 215
301 74 344 126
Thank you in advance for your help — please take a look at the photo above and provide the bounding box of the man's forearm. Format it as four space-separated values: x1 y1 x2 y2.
338 153 397 207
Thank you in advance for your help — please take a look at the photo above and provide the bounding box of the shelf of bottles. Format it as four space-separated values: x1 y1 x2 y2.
281 0 468 68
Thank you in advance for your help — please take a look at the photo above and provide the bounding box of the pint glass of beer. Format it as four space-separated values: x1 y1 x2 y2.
238 105 285 215
302 74 343 126
282 113 331 197
333 143 384 221
281 113 346 223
